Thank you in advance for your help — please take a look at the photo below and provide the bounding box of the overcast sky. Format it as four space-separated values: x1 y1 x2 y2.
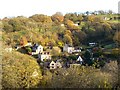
0 0 119 18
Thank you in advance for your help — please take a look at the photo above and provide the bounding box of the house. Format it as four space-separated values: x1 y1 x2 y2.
32 44 43 55
49 61 57 69
89 42 97 47
38 51 51 62
49 60 62 70
63 44 74 53
76 56 83 64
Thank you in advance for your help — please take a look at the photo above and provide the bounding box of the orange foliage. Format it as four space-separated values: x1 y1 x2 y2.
20 36 28 46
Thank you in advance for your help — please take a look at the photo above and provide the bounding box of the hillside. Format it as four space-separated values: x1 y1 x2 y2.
1 11 120 88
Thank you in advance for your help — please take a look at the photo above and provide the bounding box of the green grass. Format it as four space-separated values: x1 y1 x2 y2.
107 20 120 23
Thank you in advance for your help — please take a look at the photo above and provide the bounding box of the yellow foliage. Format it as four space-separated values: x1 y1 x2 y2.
2 49 42 88
20 36 28 46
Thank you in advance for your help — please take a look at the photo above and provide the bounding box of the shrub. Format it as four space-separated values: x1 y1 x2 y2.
111 48 120 58
48 66 115 88
101 61 118 87
2 49 43 88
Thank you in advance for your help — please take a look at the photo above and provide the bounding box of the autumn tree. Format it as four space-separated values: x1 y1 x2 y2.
8 17 28 32
51 12 64 24
65 20 79 30
64 13 78 22
3 22 13 32
73 30 87 46
20 36 28 46
29 14 52 23
30 14 53 31
2 49 43 88
77 14 83 23
63 34 73 45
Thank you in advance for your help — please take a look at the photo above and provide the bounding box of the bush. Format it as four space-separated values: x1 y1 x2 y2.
2 49 43 88
111 48 120 58
101 61 118 87
50 66 114 88
51 46 61 56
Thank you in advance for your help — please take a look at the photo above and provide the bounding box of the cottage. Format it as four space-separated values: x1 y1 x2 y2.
89 42 97 47
38 51 51 61
63 44 74 53
49 61 57 69
32 44 43 55
76 56 83 64
49 60 62 70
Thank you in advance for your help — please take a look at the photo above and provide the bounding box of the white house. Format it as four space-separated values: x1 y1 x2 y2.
38 51 51 61
32 44 43 55
49 60 62 70
63 44 74 53
49 61 57 69
89 42 97 47
76 56 83 64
